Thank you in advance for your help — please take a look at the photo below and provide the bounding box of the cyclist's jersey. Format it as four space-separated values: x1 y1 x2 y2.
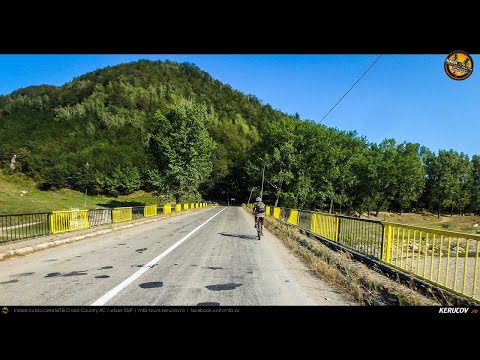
253 202 266 217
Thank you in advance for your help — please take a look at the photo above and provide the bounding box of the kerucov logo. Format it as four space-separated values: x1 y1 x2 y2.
438 307 469 314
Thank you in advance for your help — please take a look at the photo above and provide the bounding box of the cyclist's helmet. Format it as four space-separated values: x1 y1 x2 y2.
256 197 262 202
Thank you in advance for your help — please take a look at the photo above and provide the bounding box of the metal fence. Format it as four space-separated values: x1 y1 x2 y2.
0 202 210 244
89 209 112 227
310 212 339 241
132 206 146 220
337 216 384 259
0 212 50 242
383 222 480 302
112 207 133 223
51 210 89 234
261 203 479 302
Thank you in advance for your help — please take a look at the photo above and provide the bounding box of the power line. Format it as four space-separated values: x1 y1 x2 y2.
319 54 382 124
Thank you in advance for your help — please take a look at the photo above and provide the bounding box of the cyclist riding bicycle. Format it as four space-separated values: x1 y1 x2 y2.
252 197 266 235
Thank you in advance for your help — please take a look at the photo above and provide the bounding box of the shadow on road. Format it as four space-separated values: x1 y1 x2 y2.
218 232 258 240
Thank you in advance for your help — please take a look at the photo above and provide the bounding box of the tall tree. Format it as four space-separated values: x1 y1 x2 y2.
470 155 480 214
148 101 216 202
394 142 425 214
427 150 470 218
356 139 398 216
246 116 299 207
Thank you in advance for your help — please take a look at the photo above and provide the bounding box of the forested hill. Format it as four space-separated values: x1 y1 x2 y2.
0 59 479 215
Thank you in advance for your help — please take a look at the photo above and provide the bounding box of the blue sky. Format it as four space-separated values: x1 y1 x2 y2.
0 54 478 156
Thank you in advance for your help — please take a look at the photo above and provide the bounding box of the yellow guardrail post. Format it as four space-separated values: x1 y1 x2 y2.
144 205 157 217
384 224 392 263
112 207 133 223
335 216 340 242
266 206 270 215
175 204 181 212
183 204 188 210
163 204 171 214
287 210 299 225
273 207 280 219
50 210 89 234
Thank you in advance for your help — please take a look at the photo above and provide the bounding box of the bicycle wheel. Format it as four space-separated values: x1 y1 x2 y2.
257 221 261 240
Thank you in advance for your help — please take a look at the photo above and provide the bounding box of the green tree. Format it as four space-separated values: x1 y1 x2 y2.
356 139 398 216
246 116 298 207
394 142 425 214
470 155 480 214
148 101 216 202
427 150 470 218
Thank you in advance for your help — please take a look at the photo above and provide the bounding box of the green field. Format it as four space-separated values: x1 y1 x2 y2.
362 211 480 235
0 173 174 214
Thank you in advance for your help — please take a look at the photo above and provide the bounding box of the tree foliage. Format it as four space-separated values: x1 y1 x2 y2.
148 101 216 202
0 59 479 215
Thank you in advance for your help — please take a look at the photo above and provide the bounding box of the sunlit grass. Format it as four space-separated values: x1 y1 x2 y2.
0 173 173 214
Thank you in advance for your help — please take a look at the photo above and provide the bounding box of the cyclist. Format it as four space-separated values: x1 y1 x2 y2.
252 197 266 235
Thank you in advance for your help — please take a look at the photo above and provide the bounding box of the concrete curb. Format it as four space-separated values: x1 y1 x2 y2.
0 208 210 261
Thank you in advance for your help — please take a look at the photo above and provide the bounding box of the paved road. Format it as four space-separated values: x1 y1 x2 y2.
0 207 354 306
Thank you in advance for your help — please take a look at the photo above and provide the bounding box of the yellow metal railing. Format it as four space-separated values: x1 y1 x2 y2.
163 204 171 214
112 207 133 223
144 205 157 217
183 204 189 210
273 207 281 219
383 222 480 301
266 206 271 215
310 212 338 241
190 203 194 210
287 210 299 225
51 210 89 234
253 203 480 302
175 204 182 212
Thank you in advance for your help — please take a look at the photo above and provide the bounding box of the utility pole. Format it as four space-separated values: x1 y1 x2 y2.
247 188 254 205
260 163 265 199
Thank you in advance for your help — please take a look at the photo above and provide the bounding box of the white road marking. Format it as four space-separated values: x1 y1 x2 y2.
91 207 227 306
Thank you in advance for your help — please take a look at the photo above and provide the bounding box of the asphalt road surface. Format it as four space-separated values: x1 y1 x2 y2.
0 207 355 306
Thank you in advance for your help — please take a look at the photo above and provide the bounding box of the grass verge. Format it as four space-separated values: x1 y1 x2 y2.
0 172 193 214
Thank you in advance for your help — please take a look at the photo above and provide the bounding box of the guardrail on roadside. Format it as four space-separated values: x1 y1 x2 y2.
0 212 50 242
51 210 89 234
0 201 212 243
247 202 479 303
